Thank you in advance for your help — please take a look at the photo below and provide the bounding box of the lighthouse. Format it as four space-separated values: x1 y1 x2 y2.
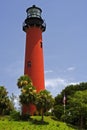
22 5 46 114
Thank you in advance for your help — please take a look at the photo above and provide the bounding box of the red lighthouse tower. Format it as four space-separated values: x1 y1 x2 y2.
22 5 46 114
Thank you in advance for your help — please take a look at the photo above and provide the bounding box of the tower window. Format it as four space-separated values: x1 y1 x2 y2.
40 42 43 48
27 61 31 68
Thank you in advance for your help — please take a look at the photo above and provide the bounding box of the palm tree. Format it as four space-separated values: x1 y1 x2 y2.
17 75 37 115
17 75 32 89
35 90 54 122
20 85 36 105
19 84 37 115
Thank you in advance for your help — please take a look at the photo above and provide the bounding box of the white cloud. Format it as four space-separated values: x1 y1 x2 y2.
45 77 79 97
67 67 75 71
68 82 79 86
45 78 67 88
45 78 67 96
45 70 53 74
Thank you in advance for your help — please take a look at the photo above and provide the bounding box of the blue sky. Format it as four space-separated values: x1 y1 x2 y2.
0 1 87 96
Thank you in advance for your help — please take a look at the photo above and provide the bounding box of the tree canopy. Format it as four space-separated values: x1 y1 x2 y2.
53 82 87 129
0 86 14 115
17 75 32 89
35 90 54 122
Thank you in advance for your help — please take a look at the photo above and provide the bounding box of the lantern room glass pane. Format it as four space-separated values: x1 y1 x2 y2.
27 8 41 18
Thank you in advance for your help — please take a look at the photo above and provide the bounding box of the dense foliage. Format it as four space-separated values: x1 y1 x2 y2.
17 75 32 89
17 75 37 115
0 86 14 115
17 75 54 121
17 75 36 105
35 90 54 121
67 90 87 128
53 82 87 129
19 85 36 105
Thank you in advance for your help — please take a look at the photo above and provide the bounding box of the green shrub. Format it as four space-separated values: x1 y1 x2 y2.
44 111 52 116
10 110 20 121
20 113 30 121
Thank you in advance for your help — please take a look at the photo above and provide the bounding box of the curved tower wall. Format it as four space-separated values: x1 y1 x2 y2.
22 5 46 115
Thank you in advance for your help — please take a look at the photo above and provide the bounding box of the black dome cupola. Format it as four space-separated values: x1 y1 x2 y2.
23 5 46 32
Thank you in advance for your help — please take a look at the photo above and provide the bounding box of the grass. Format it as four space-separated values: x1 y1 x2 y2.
0 116 78 130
